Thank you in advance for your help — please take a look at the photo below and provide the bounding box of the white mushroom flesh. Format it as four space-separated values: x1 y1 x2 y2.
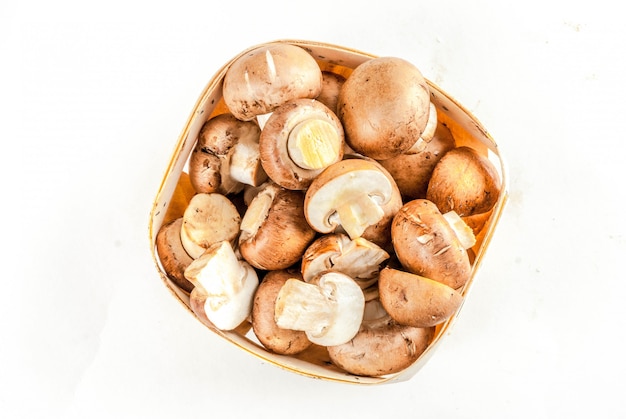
184 241 259 330
287 119 342 170
442 210 477 250
406 102 438 154
229 136 267 186
239 183 276 243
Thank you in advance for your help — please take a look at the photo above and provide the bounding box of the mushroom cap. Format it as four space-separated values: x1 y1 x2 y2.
222 44 323 121
316 71 346 115
379 121 456 199
155 218 195 293
259 98 344 190
378 267 463 328
426 146 502 217
251 269 312 355
391 199 471 289
239 183 316 271
337 56 431 160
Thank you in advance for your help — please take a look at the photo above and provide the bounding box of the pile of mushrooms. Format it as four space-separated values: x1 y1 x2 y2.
156 43 502 378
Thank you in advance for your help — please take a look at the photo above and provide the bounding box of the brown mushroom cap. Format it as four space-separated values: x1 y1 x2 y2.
251 269 312 355
378 267 463 328
379 121 456 199
337 56 431 160
239 183 316 271
316 71 346 114
222 44 323 121
426 146 502 217
391 199 471 289
155 218 195 293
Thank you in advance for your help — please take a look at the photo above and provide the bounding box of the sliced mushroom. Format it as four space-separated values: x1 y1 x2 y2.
222 44 323 122
426 146 502 217
303 158 402 245
155 218 194 293
239 182 316 271
274 271 365 347
391 199 472 289
300 233 389 289
251 269 312 355
259 98 344 190
379 121 456 199
337 56 431 160
180 192 241 259
379 267 463 328
184 241 259 331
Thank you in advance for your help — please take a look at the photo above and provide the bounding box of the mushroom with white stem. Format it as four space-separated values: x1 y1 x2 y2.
274 271 365 347
391 199 474 289
239 182 316 271
379 120 456 200
189 113 266 195
251 269 312 355
180 192 241 259
222 43 323 125
378 266 464 328
155 218 195 293
304 158 402 247
300 233 389 289
426 145 502 217
184 241 259 331
327 292 435 377
259 98 344 190
337 56 431 160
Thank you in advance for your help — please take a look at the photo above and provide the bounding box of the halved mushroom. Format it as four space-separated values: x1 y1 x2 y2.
222 44 323 122
155 217 195 293
378 267 463 328
300 233 389 289
303 158 402 246
379 121 456 199
180 192 241 259
251 269 312 355
274 271 365 347
391 199 472 289
239 182 316 271
189 113 266 195
259 98 344 190
327 297 435 377
337 56 431 160
426 146 502 217
184 241 259 331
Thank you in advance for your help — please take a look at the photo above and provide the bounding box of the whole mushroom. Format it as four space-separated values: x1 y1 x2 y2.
155 217 195 293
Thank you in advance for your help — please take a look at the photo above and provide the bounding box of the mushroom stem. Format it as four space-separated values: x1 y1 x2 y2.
275 278 334 336
287 119 342 170
229 138 267 187
442 210 476 250
333 194 385 239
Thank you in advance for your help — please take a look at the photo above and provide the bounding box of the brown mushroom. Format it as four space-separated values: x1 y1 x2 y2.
259 98 344 190
222 44 323 122
337 56 431 160
391 199 472 289
239 182 316 271
426 146 502 217
316 71 346 115
251 269 312 355
155 218 194 293
378 267 463 328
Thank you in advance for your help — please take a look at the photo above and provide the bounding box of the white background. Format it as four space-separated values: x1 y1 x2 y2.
2 1 625 418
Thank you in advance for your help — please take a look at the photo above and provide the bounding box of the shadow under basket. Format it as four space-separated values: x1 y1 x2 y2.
148 39 509 385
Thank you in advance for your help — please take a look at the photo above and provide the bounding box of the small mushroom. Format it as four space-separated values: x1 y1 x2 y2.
222 44 323 122
379 121 456 199
184 241 259 331
316 71 346 115
300 233 389 289
391 199 472 289
337 56 431 160
155 218 195 293
327 297 435 377
378 267 463 328
274 271 365 347
259 98 344 190
303 158 402 245
180 192 241 259
426 146 502 217
251 269 312 355
189 113 266 195
239 182 316 271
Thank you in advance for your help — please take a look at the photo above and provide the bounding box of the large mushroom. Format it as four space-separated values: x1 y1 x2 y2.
239 182 316 271
222 44 323 122
337 56 431 160
303 158 402 247
259 98 344 190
